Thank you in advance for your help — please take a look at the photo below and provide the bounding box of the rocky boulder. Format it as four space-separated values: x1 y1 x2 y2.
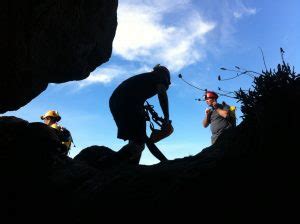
1 0 118 113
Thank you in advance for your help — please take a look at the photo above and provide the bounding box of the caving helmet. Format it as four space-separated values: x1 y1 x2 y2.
40 110 61 122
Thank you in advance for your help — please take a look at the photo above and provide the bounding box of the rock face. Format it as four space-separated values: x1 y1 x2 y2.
2 113 298 220
1 0 118 113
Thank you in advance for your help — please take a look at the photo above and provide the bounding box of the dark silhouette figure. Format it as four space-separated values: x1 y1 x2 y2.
109 65 171 164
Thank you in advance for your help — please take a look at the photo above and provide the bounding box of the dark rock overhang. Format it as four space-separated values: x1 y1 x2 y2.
1 0 118 113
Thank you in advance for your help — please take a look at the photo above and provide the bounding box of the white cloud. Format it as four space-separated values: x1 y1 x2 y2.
233 8 256 18
113 0 215 72
214 1 257 47
77 66 125 88
74 65 156 88
233 2 257 19
72 0 257 89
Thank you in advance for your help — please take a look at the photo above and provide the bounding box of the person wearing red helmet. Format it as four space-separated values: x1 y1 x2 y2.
202 91 233 144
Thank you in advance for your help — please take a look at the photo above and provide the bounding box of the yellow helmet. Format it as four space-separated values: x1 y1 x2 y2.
40 110 61 121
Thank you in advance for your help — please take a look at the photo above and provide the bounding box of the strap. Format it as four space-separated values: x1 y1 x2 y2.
144 101 164 127
145 102 159 126
150 122 155 131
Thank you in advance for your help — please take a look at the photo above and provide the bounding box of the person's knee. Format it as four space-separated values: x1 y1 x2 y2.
120 141 144 165
129 140 145 151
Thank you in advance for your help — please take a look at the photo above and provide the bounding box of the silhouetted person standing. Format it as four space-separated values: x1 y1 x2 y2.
109 65 171 164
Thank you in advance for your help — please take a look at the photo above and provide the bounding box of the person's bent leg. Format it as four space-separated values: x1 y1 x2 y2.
118 140 145 165
146 137 168 162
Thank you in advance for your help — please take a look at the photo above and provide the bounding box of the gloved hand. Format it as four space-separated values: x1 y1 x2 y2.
162 119 173 135
150 121 174 143
162 118 171 127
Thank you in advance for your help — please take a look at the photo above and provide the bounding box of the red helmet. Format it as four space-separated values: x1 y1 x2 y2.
204 91 218 99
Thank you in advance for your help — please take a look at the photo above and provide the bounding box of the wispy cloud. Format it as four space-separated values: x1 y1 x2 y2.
214 0 257 47
113 0 215 72
231 0 257 19
73 65 155 88
233 6 256 19
49 67 125 90
77 66 125 88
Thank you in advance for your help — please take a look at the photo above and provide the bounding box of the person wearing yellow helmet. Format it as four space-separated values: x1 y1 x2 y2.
202 91 234 144
40 110 73 155
41 110 61 124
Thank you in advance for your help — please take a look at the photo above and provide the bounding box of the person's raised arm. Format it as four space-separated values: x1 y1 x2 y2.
157 84 169 122
203 108 211 128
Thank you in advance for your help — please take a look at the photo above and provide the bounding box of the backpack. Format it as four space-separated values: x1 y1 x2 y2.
59 127 72 142
222 101 237 127
57 126 74 155
50 123 74 155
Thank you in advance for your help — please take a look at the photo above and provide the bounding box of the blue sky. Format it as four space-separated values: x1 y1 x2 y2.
5 0 300 164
